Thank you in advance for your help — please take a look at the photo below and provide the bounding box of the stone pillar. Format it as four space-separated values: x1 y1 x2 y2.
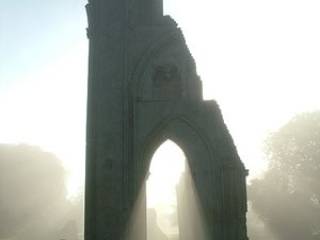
85 1 127 239
221 163 249 240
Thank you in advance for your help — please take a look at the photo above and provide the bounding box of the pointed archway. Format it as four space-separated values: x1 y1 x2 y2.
146 140 185 240
85 1 249 239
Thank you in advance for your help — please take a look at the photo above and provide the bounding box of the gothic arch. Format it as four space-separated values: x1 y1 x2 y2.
140 116 215 173
85 1 249 239
133 116 224 239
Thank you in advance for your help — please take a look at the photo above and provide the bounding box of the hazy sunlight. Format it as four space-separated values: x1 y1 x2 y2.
147 140 185 237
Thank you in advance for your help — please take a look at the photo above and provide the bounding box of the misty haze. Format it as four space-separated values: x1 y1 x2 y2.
1 0 320 240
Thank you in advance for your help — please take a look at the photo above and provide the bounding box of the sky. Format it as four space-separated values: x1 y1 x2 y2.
1 0 320 200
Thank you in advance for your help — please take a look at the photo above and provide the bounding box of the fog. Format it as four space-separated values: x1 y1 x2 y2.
248 111 320 240
1 0 320 239
0 144 83 240
0 112 320 240
1 111 319 239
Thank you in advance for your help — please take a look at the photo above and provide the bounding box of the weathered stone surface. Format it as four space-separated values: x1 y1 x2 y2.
85 1 249 239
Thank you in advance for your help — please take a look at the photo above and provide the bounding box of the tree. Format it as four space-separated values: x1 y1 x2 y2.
248 111 320 240
0 144 80 240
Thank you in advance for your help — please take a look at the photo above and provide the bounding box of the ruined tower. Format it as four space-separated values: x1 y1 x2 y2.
85 0 249 239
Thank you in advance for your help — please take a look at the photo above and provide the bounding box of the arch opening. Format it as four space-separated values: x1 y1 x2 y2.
126 119 215 240
147 140 185 240
146 139 208 240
